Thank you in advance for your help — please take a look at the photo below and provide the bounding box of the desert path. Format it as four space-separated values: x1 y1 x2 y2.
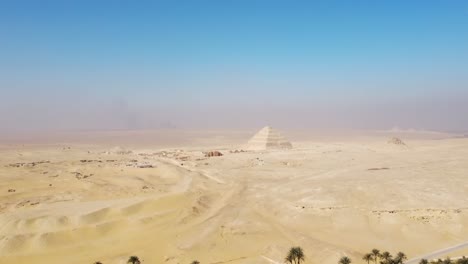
407 241 468 264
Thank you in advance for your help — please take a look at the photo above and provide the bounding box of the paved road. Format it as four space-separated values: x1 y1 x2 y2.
262 241 468 264
406 241 468 264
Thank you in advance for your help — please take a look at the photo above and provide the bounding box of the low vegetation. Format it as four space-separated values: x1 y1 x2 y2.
285 246 306 264
92 251 468 264
428 257 468 264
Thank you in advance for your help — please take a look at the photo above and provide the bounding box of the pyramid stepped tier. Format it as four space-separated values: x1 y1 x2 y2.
247 126 292 150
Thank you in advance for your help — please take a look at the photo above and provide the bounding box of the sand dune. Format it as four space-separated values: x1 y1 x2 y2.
1 133 468 264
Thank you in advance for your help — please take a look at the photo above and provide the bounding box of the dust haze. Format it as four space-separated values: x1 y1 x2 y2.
1 89 467 139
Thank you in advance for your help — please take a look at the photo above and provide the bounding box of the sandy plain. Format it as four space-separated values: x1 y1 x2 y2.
1 130 468 264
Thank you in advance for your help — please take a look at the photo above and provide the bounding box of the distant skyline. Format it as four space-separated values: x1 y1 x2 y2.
1 1 467 133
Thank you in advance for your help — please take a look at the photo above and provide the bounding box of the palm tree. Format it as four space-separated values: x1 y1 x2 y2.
191 261 200 264
285 253 295 264
94 262 103 264
285 247 305 264
442 257 452 264
457 257 468 264
128 256 141 264
339 256 352 264
395 252 407 264
295 247 305 264
419 259 429 264
363 254 373 264
372 249 381 264
381 252 392 262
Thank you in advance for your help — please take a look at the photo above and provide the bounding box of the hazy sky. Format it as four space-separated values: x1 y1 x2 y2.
1 0 467 133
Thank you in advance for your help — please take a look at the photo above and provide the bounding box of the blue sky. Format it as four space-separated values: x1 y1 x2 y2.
1 1 467 132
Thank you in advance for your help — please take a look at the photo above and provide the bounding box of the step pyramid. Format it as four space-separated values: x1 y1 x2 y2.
247 126 292 150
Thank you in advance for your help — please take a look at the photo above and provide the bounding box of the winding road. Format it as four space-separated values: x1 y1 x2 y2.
406 241 468 264
261 241 468 264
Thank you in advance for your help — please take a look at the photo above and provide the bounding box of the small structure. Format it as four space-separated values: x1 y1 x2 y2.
387 137 406 146
247 126 292 150
204 151 223 157
107 146 133 155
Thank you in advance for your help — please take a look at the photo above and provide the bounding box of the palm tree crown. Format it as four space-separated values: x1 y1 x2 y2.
372 249 381 264
457 257 468 264
191 261 200 264
363 253 373 264
285 247 305 264
419 259 429 264
395 252 407 264
442 257 452 264
128 256 141 264
381 252 392 261
339 256 352 264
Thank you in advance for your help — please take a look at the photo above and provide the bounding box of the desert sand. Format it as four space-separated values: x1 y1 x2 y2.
1 130 468 264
